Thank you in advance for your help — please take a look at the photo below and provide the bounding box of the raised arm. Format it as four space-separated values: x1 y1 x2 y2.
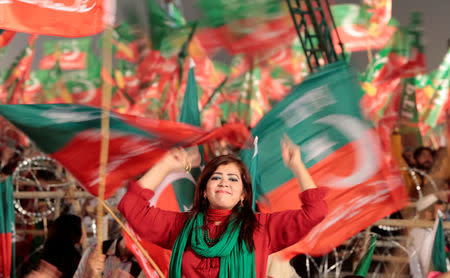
281 133 317 191
263 134 327 253
138 147 201 191
118 147 201 249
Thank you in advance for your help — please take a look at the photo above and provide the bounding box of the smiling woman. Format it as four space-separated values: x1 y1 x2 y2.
118 135 328 278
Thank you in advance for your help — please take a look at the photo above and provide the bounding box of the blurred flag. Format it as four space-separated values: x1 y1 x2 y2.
243 62 408 256
195 0 297 57
147 0 192 58
0 35 37 104
0 104 251 199
0 29 15 49
0 0 114 37
39 38 92 70
360 22 426 123
0 176 15 278
431 213 447 273
397 77 423 147
123 227 167 278
422 49 450 127
331 2 396 52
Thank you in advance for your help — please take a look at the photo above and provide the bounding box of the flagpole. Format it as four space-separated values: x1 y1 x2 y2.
96 23 113 254
97 199 166 278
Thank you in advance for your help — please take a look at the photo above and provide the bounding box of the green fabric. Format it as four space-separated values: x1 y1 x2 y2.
5 176 15 277
354 236 377 277
173 65 203 211
432 216 447 273
1 176 15 277
169 212 255 277
0 104 156 154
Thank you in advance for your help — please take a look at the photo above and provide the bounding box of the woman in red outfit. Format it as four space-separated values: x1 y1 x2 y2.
118 135 327 278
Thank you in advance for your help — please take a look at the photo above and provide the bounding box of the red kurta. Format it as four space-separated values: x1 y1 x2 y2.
118 181 327 278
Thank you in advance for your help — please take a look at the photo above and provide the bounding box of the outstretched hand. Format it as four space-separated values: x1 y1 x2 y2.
160 146 201 173
281 133 303 171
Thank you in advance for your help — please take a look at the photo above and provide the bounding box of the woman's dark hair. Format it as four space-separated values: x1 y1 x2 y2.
41 214 82 278
190 154 258 251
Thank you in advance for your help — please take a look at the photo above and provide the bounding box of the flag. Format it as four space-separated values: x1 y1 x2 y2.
178 60 201 127
354 236 377 277
422 49 450 127
0 176 15 278
331 2 397 52
147 0 193 58
195 0 298 57
0 104 251 199
0 35 37 104
0 0 113 37
397 77 423 147
123 227 167 278
360 20 426 123
242 62 408 256
39 38 92 70
112 23 139 63
431 213 447 273
0 29 16 49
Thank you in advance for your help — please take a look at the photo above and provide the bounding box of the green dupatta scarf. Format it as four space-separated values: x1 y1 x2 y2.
168 211 256 278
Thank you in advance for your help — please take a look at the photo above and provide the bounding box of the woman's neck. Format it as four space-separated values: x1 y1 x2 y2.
207 208 232 225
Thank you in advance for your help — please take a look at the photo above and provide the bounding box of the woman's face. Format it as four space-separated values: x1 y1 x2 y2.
204 163 245 210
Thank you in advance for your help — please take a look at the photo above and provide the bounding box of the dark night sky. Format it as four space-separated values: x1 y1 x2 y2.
2 0 449 73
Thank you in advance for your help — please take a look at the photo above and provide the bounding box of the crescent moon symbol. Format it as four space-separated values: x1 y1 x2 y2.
316 114 382 188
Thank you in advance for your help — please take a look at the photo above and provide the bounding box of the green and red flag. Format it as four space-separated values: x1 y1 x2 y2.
331 1 396 52
22 70 47 104
147 0 193 58
112 23 139 63
397 77 423 147
123 226 168 278
0 176 15 278
0 0 114 37
195 0 298 57
242 62 408 256
0 35 37 104
431 213 447 273
360 21 426 123
39 38 92 70
0 104 250 199
422 49 450 128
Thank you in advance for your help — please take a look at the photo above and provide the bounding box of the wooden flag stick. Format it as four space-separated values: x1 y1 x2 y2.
97 24 113 250
98 199 166 278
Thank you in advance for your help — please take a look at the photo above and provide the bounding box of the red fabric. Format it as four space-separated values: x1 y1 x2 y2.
206 208 232 222
118 181 327 278
0 1 108 37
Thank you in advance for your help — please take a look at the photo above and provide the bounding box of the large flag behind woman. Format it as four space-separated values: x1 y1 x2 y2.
242 61 408 257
